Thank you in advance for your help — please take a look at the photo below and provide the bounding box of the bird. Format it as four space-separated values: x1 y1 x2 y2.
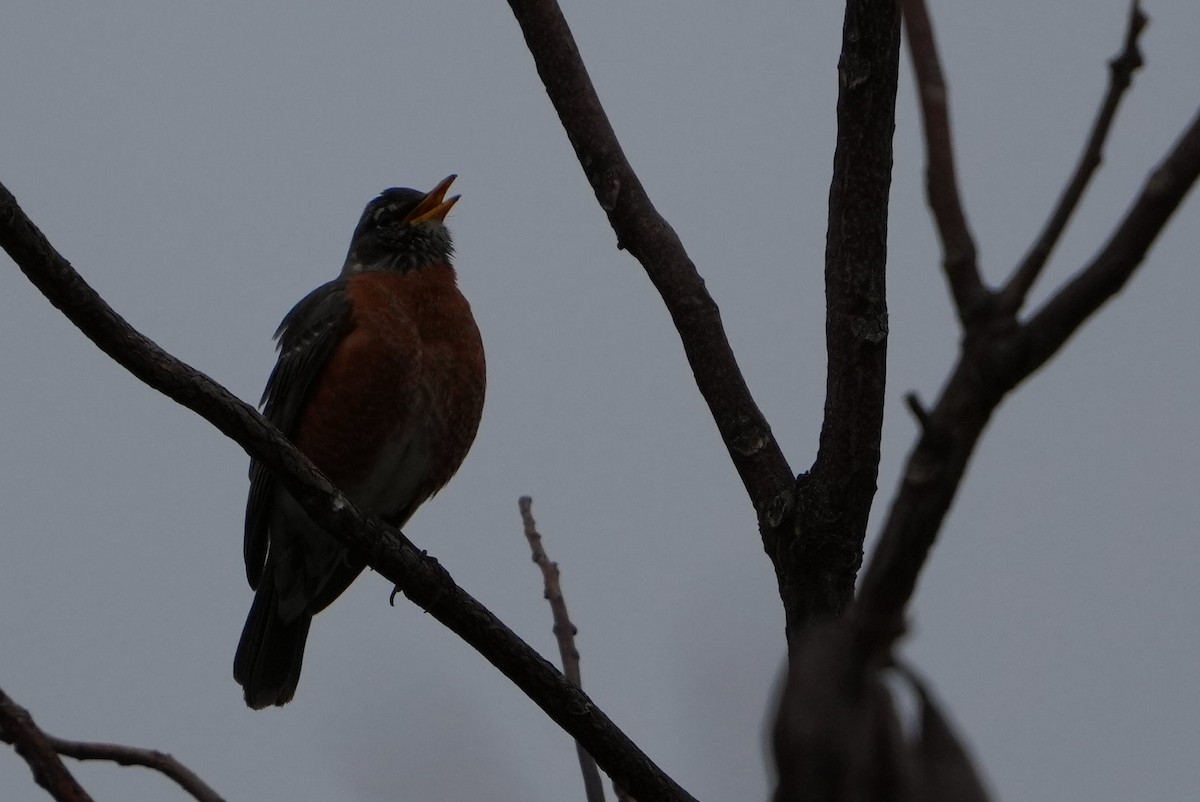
234 175 485 709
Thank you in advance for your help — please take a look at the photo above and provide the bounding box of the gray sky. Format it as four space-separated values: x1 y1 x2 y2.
2 2 1198 800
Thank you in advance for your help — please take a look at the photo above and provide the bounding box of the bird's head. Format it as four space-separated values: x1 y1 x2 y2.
342 174 460 275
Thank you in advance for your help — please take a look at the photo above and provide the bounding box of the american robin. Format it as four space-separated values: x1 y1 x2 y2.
235 175 485 708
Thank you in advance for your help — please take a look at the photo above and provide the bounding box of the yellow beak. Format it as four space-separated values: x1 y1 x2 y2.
404 174 460 224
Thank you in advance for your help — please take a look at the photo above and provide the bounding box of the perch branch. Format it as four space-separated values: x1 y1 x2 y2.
0 181 696 802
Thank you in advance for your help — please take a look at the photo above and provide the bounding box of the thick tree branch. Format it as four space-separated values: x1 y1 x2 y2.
0 687 94 802
505 0 794 526
778 0 900 635
0 182 696 802
519 497 606 802
998 0 1148 315
854 88 1200 637
902 0 988 322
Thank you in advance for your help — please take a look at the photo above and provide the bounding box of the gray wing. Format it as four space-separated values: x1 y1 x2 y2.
244 279 350 589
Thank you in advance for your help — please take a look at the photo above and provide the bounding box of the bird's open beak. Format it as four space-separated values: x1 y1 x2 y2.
405 174 460 224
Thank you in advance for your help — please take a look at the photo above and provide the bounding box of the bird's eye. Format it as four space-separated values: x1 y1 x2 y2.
373 204 407 226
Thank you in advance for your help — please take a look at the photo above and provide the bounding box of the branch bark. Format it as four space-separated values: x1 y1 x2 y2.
0 182 696 802
776 0 900 636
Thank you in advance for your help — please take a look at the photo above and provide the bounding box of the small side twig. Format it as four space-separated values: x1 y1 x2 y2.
902 0 989 323
903 392 931 434
0 687 94 802
998 0 1149 315
519 497 606 802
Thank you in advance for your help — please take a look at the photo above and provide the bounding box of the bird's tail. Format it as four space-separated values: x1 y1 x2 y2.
234 573 311 709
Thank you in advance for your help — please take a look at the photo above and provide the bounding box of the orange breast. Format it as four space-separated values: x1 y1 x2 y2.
291 265 485 519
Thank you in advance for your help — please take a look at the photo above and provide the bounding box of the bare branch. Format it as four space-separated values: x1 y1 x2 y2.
504 0 794 525
519 497 605 802
902 0 989 322
998 0 1149 315
854 104 1200 639
0 687 94 802
0 182 696 802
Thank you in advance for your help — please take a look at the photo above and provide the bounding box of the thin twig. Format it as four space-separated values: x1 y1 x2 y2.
519 497 606 802
504 0 794 526
0 181 697 802
0 687 95 802
902 0 989 323
998 0 1149 315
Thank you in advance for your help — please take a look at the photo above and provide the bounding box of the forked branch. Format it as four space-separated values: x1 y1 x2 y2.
0 686 226 802
854 2 1199 641
0 687 95 802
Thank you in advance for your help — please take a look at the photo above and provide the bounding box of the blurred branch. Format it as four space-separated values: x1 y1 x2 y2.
770 624 993 801
505 0 795 527
998 0 1149 315
519 497 606 802
901 0 988 322
0 182 696 802
0 686 94 802
853 5 1200 642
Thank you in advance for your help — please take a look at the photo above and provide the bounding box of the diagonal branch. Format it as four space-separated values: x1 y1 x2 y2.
901 0 989 323
505 0 794 524
0 687 94 802
0 182 696 802
997 0 1149 315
